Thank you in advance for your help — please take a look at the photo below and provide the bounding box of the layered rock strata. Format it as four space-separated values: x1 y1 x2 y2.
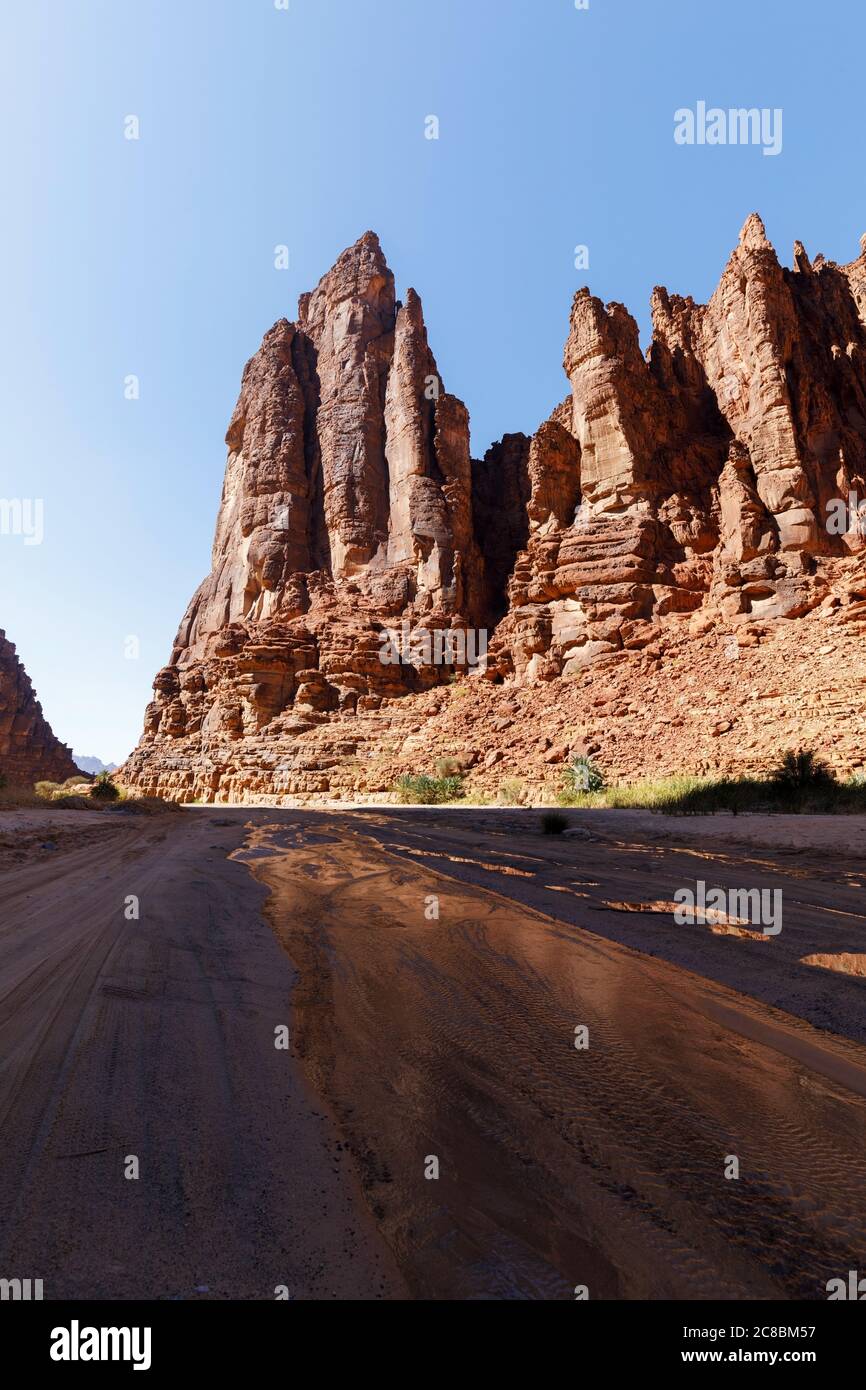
0 631 78 785
122 219 866 801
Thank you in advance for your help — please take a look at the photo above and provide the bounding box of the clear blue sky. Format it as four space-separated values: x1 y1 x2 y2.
1 0 863 764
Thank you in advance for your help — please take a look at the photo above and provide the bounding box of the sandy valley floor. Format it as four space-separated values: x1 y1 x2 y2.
1 804 866 1299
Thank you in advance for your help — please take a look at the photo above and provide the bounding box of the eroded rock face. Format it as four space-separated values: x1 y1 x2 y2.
123 233 489 800
0 631 77 786
123 219 866 801
489 214 866 679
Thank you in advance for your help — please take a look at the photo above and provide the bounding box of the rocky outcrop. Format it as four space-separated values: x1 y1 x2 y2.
0 632 77 786
122 218 866 802
488 213 866 680
123 233 490 800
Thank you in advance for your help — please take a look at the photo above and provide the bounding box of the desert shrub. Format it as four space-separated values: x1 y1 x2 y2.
565 754 606 795
394 773 463 805
61 775 90 789
541 811 569 835
496 777 526 806
435 755 463 779
770 749 835 790
0 785 42 809
34 781 62 799
113 795 183 815
552 769 866 816
458 789 494 806
90 773 120 802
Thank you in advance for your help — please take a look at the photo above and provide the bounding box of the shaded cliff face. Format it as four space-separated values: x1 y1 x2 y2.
0 632 77 786
123 219 866 802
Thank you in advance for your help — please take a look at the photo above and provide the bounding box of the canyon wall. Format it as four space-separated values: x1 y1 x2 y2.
0 631 78 786
122 219 866 801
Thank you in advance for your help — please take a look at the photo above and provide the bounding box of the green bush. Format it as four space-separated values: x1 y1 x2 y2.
557 775 704 809
565 754 605 795
394 773 463 805
90 773 120 802
554 765 866 816
34 781 62 799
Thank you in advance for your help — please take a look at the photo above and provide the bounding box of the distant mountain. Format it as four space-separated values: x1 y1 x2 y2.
73 755 118 776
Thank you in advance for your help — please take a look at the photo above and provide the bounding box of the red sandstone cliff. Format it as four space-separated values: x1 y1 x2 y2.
121 219 866 802
0 632 78 786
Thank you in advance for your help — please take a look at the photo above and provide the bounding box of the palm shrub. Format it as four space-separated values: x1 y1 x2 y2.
565 754 605 795
395 773 463 805
90 772 120 801
769 749 835 790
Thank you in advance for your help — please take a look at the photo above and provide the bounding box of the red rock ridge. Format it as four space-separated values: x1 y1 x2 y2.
0 631 78 786
121 218 866 802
